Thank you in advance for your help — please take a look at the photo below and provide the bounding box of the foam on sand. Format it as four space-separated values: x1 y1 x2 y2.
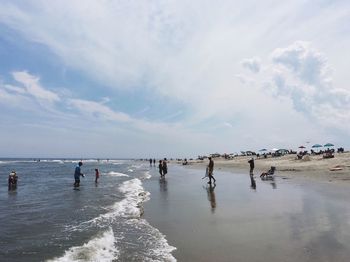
46 227 118 262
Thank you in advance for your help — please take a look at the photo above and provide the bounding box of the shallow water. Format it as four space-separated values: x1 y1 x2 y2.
0 159 175 262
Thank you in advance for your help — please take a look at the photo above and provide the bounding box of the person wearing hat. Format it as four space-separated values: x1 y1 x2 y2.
74 161 85 188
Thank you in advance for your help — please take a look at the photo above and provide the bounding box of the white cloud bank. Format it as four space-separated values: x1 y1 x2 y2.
0 0 350 156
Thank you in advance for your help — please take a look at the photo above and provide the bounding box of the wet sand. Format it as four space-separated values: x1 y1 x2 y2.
143 164 350 262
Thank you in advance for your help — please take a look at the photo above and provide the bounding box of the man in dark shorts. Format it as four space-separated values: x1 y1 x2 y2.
74 161 84 187
208 157 216 184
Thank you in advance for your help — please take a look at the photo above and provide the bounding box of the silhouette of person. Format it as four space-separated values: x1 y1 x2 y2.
248 158 254 174
95 168 99 183
162 158 168 176
153 158 156 166
149 158 152 166
158 160 163 177
207 157 216 184
8 171 18 190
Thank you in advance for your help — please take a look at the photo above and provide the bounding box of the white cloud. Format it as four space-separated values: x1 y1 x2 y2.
268 41 350 131
241 57 261 73
12 71 60 104
0 1 350 155
68 99 131 122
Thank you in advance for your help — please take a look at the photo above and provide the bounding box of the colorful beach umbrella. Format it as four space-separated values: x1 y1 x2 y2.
312 144 322 148
324 143 334 147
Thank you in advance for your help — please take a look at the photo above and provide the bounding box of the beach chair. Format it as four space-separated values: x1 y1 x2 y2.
260 166 276 178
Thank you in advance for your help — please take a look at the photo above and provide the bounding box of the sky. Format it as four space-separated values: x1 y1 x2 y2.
0 0 349 158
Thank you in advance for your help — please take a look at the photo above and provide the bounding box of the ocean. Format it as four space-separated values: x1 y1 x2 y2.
0 159 176 262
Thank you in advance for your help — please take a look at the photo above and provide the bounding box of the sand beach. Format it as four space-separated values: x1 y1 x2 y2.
180 152 350 184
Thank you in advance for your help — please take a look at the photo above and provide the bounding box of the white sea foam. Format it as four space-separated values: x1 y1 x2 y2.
73 178 149 229
125 219 177 262
46 227 118 262
142 171 151 180
107 171 129 177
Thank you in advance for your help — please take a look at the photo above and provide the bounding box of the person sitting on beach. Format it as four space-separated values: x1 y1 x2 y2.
162 158 168 177
158 160 163 177
74 162 85 188
260 166 276 178
95 168 99 183
207 157 216 184
8 171 18 189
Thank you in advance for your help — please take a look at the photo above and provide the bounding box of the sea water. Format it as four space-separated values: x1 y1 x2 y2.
0 159 176 262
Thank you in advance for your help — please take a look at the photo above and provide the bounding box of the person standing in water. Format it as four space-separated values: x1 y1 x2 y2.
8 171 18 190
208 157 216 184
162 158 168 177
74 161 84 188
95 168 99 183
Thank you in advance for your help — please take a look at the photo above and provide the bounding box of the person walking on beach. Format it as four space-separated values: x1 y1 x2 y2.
208 157 216 184
95 168 100 183
74 161 85 188
153 158 156 166
158 160 163 177
162 158 168 177
149 158 153 166
248 158 254 174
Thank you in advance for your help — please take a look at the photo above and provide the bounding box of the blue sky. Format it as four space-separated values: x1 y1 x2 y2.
0 0 349 158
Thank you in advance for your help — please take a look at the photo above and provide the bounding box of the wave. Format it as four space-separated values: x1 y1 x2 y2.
107 171 129 177
68 178 149 230
46 227 118 262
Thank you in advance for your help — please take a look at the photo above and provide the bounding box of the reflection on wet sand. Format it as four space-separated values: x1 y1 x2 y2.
261 175 277 189
250 174 256 190
204 183 216 213
159 177 168 192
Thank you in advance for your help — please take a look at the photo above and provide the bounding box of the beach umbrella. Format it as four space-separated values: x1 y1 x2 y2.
324 143 334 147
298 145 306 149
259 149 267 152
312 144 322 148
271 148 278 151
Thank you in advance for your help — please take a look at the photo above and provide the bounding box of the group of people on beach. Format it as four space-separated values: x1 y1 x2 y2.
158 158 168 177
